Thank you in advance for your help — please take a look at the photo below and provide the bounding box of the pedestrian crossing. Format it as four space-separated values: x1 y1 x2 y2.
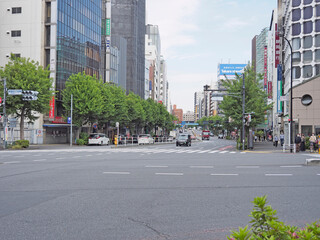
113 148 242 155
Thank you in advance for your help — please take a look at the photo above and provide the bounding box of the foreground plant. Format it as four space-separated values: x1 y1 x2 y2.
228 196 320 240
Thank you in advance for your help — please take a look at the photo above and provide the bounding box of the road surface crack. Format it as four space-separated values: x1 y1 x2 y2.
128 217 170 239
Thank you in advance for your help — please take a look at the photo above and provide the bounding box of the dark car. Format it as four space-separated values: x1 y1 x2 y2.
176 134 191 147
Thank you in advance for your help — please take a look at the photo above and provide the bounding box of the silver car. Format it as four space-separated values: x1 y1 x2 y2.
88 133 110 145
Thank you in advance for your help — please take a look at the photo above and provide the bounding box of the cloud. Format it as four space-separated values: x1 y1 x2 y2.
147 0 201 58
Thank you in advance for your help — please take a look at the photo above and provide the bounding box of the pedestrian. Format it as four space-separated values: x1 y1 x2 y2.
274 135 278 147
263 135 266 141
310 133 316 153
294 134 301 152
300 134 305 151
280 132 284 146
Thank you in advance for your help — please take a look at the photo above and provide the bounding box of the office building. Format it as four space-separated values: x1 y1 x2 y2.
111 0 146 98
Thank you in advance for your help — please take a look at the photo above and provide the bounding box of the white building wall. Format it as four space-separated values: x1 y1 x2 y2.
0 0 43 67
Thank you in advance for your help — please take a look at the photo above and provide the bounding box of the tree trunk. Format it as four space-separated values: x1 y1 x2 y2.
20 107 25 140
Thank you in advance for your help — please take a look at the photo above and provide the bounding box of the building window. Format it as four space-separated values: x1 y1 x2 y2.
292 9 301 21
292 23 301 36
303 65 313 78
12 53 21 58
293 0 301 7
303 7 313 19
315 64 320 75
316 35 320 47
303 50 313 63
11 30 21 37
315 49 320 62
303 0 312 4
316 20 320 32
293 52 301 63
12 7 22 14
292 38 301 50
317 5 320 17
293 66 301 79
303 36 312 49
303 21 313 34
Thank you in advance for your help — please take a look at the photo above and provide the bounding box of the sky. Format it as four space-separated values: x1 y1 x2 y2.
146 0 276 112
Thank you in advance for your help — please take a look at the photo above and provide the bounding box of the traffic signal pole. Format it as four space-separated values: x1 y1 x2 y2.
2 78 7 149
242 74 245 151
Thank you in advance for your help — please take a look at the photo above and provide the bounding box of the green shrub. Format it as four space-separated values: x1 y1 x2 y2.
228 196 320 240
79 132 89 144
14 140 29 148
76 138 86 146
11 145 23 150
226 136 232 140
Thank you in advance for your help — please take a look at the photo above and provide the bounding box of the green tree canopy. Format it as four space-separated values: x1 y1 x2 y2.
219 64 270 130
0 56 54 139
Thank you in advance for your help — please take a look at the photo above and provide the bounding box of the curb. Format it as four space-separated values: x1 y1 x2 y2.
306 158 320 166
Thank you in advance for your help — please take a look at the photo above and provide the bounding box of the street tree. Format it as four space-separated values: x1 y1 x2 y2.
62 72 103 136
0 56 54 139
219 64 270 131
126 92 145 133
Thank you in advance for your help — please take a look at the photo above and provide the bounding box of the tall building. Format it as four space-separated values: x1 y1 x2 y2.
111 0 146 98
279 0 320 138
252 36 257 73
194 91 204 122
0 0 105 144
145 24 161 101
172 105 183 123
183 111 195 123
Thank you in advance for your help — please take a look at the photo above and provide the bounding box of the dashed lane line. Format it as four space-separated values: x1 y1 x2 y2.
236 166 260 169
280 165 302 168
219 151 228 154
190 166 214 169
103 172 131 175
33 159 47 162
4 161 21 164
145 165 168 168
155 173 184 176
210 174 239 176
265 174 293 176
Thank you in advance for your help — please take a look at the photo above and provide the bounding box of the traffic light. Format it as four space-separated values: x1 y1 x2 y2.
22 90 38 101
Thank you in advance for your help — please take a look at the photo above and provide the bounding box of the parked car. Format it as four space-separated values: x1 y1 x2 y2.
88 133 110 145
218 133 224 139
138 134 154 145
176 134 191 147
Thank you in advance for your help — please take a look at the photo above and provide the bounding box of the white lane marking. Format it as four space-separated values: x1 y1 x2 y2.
265 174 293 176
4 161 21 164
72 156 81 158
209 150 219 153
86 155 93 157
56 157 65 160
14 156 24 158
190 166 214 169
280 166 302 168
145 165 168 168
33 154 42 157
240 152 246 154
96 153 103 156
236 166 260 169
155 173 184 176
219 151 228 154
317 174 320 176
210 174 239 176
188 150 202 153
33 159 47 162
230 152 236 154
197 150 211 153
103 172 131 175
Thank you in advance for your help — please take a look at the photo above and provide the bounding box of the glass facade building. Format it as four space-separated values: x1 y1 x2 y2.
50 0 103 114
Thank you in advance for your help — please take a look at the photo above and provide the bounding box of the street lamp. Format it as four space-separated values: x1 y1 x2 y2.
280 33 293 152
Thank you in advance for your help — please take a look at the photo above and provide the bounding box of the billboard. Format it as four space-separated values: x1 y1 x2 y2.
217 64 247 76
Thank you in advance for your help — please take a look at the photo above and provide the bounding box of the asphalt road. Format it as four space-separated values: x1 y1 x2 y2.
0 138 319 240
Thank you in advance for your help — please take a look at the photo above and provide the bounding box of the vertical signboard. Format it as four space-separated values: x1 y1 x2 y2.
275 23 280 68
106 19 111 36
49 96 55 120
277 64 283 113
264 46 268 91
268 82 273 99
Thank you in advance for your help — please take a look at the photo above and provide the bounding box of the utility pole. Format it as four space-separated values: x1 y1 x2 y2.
70 94 73 147
2 78 7 149
242 74 245 151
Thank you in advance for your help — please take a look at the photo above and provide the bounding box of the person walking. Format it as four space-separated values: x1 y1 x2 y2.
274 135 278 147
295 134 301 152
300 134 305 151
310 133 316 153
280 132 284 146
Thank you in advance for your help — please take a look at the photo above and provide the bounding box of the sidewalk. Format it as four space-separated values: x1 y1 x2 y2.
246 140 320 154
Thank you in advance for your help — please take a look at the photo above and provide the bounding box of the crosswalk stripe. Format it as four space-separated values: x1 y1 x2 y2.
209 150 219 153
219 151 228 154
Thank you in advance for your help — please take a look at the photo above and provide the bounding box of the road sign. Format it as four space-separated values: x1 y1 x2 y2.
93 123 98 129
67 117 71 124
8 89 22 95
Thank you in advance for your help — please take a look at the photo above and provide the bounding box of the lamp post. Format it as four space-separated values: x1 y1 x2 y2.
281 35 293 152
